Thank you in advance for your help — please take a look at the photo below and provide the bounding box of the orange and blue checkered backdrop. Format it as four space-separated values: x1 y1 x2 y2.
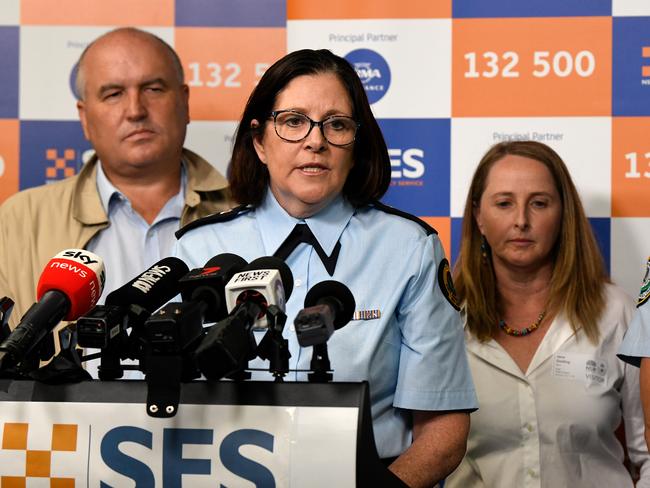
1 0 649 298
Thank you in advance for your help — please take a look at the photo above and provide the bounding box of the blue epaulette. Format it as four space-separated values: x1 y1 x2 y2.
175 204 253 239
370 201 438 236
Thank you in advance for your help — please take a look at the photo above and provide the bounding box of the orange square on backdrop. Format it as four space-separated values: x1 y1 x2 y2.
51 479 75 488
288 0 450 19
0 120 19 205
421 217 451 260
175 28 286 121
2 423 28 450
612 117 650 217
0 477 26 488
452 17 611 117
25 450 51 477
21 0 173 25
51 425 77 452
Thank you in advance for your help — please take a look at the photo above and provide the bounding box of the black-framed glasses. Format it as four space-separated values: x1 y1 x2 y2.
270 110 360 147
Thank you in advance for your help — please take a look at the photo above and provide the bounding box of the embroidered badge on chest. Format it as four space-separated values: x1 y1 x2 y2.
637 256 650 308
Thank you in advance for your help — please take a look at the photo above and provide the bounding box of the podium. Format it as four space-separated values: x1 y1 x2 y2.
0 379 405 487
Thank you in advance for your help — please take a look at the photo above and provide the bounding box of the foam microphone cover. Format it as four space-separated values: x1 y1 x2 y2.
179 253 248 322
243 256 294 300
304 280 355 329
203 253 248 277
105 256 189 312
36 249 105 320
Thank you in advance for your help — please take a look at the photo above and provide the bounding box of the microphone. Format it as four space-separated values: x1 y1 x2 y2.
224 256 294 329
76 256 189 380
294 280 355 383
143 253 249 357
194 256 293 380
141 253 247 416
76 256 190 350
178 253 248 323
295 280 355 347
0 249 105 370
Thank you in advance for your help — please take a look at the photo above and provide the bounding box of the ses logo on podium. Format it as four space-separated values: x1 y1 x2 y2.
0 402 357 487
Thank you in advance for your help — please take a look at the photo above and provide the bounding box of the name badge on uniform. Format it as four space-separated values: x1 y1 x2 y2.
353 309 382 321
551 352 608 386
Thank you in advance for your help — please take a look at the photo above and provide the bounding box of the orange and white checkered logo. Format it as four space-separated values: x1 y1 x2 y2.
643 46 650 78
45 148 76 180
1 422 78 487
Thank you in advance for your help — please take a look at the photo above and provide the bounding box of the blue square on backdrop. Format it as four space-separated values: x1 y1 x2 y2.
451 217 464 266
590 218 611 276
450 217 611 275
379 119 450 217
175 0 286 27
613 17 650 116
20 121 93 190
452 0 611 18
0 27 19 118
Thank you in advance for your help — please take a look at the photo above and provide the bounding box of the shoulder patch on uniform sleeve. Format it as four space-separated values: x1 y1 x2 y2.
437 258 460 311
637 256 650 308
175 204 253 239
370 200 437 236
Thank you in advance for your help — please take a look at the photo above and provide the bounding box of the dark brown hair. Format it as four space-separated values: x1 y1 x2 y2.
228 49 391 207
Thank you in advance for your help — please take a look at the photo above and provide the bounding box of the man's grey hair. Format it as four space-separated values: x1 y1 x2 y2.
74 27 185 101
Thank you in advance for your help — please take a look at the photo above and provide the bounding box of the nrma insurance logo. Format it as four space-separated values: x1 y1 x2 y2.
19 121 93 191
379 119 450 216
345 48 391 104
70 61 82 100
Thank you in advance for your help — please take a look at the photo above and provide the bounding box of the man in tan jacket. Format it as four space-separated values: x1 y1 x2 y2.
0 28 231 338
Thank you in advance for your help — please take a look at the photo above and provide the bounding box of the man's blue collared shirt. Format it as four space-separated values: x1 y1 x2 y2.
174 190 477 457
87 160 186 300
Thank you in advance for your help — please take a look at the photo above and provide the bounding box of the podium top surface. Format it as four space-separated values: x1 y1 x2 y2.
0 379 370 408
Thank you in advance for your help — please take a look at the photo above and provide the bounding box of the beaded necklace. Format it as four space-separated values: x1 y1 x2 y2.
498 310 546 337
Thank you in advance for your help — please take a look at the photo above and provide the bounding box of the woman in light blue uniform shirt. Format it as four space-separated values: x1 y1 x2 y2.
174 49 477 487
619 256 650 450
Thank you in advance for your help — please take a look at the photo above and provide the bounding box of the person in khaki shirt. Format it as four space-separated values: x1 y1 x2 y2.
0 28 230 335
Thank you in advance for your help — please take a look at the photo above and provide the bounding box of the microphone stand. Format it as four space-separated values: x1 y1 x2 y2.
256 305 290 382
308 343 333 383
142 302 203 418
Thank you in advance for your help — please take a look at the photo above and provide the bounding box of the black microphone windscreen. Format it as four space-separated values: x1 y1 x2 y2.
105 257 189 312
304 280 355 329
203 253 248 281
243 256 294 300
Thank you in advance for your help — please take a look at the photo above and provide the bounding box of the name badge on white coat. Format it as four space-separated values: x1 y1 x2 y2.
551 352 608 386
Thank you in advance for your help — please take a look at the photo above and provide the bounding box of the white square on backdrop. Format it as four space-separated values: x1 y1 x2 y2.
450 117 611 218
288 19 451 118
